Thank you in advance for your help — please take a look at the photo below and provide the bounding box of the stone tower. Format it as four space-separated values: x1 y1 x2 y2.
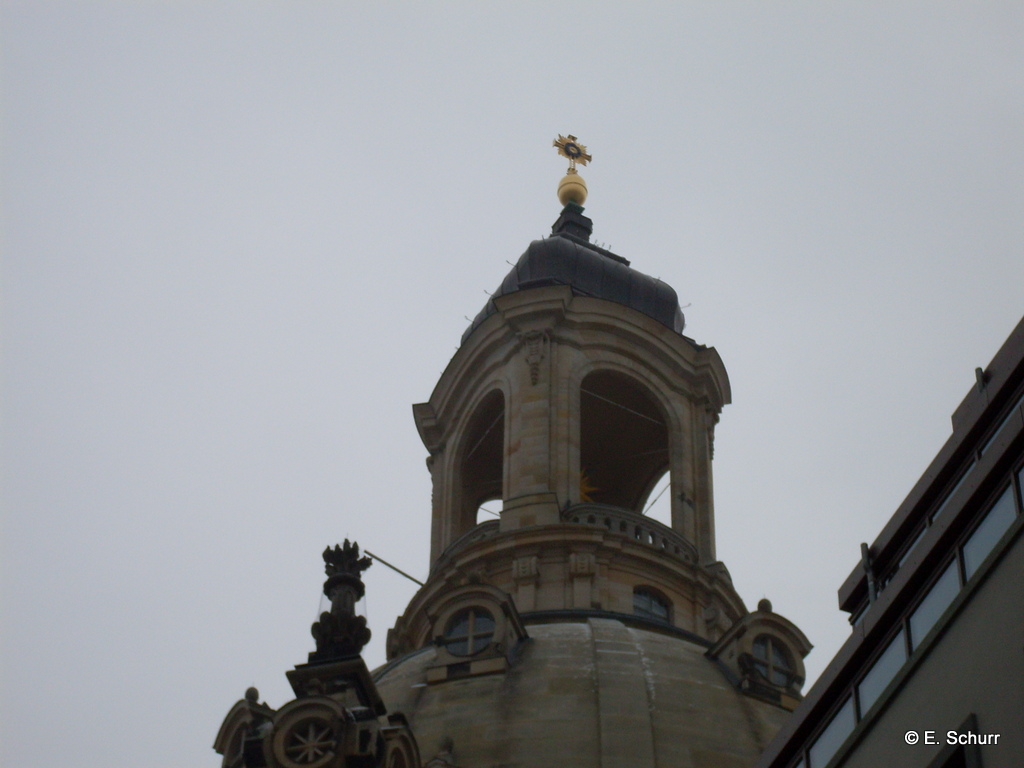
215 139 812 768
375 140 811 767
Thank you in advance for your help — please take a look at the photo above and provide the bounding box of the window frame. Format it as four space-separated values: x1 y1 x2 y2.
632 586 672 624
442 607 496 657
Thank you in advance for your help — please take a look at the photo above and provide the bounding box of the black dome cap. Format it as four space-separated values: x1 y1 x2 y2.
462 219 685 345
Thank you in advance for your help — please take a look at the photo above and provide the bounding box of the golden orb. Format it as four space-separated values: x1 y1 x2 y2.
557 172 588 207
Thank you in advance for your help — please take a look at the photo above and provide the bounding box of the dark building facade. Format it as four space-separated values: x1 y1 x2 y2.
755 316 1024 768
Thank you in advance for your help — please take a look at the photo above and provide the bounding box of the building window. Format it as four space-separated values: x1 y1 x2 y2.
931 460 976 522
856 628 906 717
807 696 855 768
908 560 960 650
962 485 1016 580
752 634 796 687
633 587 671 623
443 608 495 657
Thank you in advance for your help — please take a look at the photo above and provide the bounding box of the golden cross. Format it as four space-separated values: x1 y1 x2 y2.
553 134 592 173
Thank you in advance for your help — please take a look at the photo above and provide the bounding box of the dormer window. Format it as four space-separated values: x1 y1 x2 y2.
443 608 495 657
752 634 795 687
633 587 671 623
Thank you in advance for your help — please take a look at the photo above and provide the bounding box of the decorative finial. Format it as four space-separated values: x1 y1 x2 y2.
309 539 373 661
553 134 591 207
322 539 372 579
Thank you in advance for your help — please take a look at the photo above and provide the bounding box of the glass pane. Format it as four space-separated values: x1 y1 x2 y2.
909 561 960 650
896 525 927 570
446 639 468 656
932 461 975 522
752 636 768 661
468 630 494 654
770 668 789 687
447 615 470 639
857 629 906 717
772 643 791 671
963 486 1016 580
634 589 669 621
474 612 495 633
651 597 668 621
633 591 650 614
981 390 1024 456
808 697 855 768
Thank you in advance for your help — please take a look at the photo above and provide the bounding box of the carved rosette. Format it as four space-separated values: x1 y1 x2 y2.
268 697 363 768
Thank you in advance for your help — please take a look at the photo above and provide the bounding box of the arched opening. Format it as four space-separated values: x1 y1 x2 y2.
580 371 669 511
458 390 504 534
640 470 672 527
475 499 501 525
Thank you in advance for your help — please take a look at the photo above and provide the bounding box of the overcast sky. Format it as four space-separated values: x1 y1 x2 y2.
2 4 1022 768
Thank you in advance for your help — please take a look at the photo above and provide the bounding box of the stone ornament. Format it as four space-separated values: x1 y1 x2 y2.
512 555 539 582
311 540 373 661
518 330 549 386
269 697 360 768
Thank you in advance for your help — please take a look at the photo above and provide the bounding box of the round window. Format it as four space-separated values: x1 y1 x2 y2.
444 608 495 656
752 634 795 687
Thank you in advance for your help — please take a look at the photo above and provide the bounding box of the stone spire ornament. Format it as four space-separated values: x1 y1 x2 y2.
309 539 373 661
214 541 419 768
553 134 591 206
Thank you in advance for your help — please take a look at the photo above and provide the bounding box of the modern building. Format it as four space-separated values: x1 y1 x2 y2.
215 140 812 768
755 317 1024 768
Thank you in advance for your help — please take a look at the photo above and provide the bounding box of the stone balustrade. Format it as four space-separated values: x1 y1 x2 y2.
563 503 698 564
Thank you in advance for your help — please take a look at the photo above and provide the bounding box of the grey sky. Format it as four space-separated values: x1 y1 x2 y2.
2 4 1022 767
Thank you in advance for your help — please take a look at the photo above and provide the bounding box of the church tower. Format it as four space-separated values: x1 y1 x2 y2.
375 138 811 766
215 138 811 768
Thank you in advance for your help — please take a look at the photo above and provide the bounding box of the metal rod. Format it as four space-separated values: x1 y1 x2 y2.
464 411 503 461
581 388 665 426
642 479 671 515
364 549 425 587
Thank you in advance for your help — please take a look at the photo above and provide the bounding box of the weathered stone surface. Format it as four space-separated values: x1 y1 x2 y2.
375 620 790 768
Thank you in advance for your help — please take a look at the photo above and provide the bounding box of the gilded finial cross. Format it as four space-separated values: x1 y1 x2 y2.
553 134 592 173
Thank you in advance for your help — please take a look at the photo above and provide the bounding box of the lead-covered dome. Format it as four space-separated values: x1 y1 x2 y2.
462 206 685 344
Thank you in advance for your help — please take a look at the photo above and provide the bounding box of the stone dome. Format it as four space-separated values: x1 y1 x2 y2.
373 619 791 768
